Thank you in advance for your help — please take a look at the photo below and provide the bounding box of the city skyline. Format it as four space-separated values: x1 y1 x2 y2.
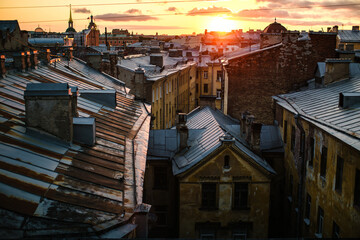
1 0 359 35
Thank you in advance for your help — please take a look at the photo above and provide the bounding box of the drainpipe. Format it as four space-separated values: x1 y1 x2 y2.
295 114 306 238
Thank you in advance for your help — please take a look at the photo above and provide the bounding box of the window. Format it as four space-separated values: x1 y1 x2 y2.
153 166 167 189
309 137 315 167
354 169 360 208
166 82 168 94
332 221 340 238
204 84 209 93
169 81 172 93
201 183 217 209
224 155 230 169
283 120 288 143
204 71 208 79
289 174 293 197
320 146 328 178
160 86 162 98
317 206 324 236
291 126 295 152
154 206 167 226
335 156 344 193
216 71 222 81
305 193 311 220
234 183 249 209
156 87 159 100
152 89 155 103
196 84 199 93
216 89 221 99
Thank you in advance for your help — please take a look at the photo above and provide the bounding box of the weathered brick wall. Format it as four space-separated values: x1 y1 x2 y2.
226 32 336 124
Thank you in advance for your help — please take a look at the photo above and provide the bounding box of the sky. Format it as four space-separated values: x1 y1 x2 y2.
0 0 359 35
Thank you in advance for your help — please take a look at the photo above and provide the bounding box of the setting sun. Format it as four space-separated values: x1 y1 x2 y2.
207 16 239 32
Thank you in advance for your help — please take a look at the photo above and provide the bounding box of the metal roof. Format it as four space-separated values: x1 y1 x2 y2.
273 73 360 151
171 106 275 175
0 57 151 237
337 29 360 43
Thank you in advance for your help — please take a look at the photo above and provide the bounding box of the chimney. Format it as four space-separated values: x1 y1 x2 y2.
324 59 351 85
250 123 262 152
327 27 331 32
39 49 51 64
31 50 39 69
86 52 103 71
24 83 74 142
25 51 32 70
68 47 73 60
176 113 188 151
352 26 359 32
0 55 6 78
70 86 79 117
186 51 192 57
245 114 254 143
109 53 117 77
339 92 360 108
150 46 161 53
332 25 338 33
13 52 26 72
150 54 163 67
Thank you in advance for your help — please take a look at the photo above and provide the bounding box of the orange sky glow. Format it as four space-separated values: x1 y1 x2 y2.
0 0 359 35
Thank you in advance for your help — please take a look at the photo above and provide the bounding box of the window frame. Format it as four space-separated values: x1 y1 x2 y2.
233 182 249 210
201 182 217 210
320 146 328 179
335 155 344 193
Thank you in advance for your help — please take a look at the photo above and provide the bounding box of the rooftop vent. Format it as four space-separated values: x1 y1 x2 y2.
79 89 117 108
339 92 360 108
73 117 96 146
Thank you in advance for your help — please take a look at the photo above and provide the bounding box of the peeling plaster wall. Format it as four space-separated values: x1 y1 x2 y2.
280 107 360 238
178 147 271 238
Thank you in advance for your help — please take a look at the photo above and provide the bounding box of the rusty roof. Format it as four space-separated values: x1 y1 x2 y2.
0 58 151 238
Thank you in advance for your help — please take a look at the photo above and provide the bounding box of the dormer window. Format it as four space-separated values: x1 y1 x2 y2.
224 155 230 169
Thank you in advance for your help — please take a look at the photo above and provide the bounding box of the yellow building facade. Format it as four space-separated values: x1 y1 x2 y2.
275 94 360 238
177 143 273 238
196 61 222 110
152 64 196 129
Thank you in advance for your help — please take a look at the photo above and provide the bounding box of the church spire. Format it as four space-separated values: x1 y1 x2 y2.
66 4 76 32
69 4 73 23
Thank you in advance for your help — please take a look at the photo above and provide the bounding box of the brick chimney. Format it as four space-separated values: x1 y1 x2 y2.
150 54 163 67
250 122 262 152
353 26 359 32
39 49 51 64
109 53 117 77
24 83 74 142
68 47 73 60
0 55 6 78
176 113 188 151
86 52 103 71
13 52 26 72
332 25 338 32
324 59 351 85
31 50 39 69
25 51 31 70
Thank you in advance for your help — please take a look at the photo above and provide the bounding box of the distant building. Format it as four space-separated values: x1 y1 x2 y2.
334 25 360 51
65 5 76 33
116 52 197 129
273 59 360 238
74 15 100 47
99 29 139 47
0 20 28 51
223 29 337 125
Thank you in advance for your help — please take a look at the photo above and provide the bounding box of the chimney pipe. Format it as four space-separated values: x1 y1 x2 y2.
176 113 188 151
31 50 39 69
13 52 26 72
25 51 31 70
324 58 351 85
250 123 262 152
68 47 73 60
0 55 6 78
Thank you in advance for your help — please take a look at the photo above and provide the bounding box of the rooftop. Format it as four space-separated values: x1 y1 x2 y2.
0 57 151 237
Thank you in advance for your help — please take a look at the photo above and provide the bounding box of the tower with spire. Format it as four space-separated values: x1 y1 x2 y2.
65 4 76 33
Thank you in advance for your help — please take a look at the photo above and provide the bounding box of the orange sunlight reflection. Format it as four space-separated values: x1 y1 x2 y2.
207 17 238 32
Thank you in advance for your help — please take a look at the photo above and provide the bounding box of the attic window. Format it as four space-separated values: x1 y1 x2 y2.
224 155 230 169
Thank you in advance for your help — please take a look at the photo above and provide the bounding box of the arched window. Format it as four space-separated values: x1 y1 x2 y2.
224 155 230 169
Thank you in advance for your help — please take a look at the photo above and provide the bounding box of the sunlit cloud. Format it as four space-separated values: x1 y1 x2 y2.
167 7 178 12
119 25 189 30
74 8 91 14
187 6 232 16
95 13 158 22
125 9 142 14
